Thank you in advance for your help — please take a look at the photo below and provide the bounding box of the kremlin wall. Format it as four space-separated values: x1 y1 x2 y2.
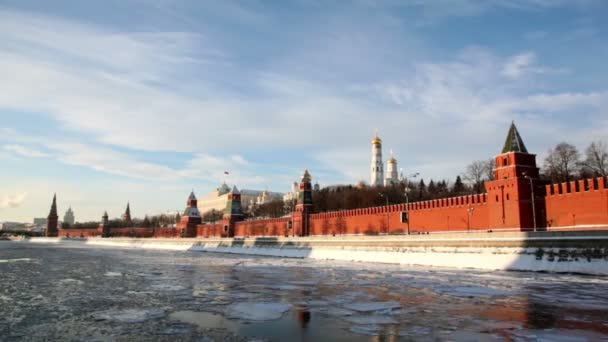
48 124 608 239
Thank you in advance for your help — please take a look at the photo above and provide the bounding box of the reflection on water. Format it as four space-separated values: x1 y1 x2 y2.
170 308 369 342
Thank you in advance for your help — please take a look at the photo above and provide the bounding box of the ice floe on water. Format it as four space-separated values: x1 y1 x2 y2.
225 302 291 321
343 301 401 313
91 308 167 323
0 258 34 263
511 329 608 341
349 324 381 336
150 284 186 291
58 278 84 285
104 271 122 277
435 286 514 298
344 315 397 325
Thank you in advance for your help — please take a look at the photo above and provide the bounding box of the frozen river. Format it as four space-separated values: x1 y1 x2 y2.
1 241 607 341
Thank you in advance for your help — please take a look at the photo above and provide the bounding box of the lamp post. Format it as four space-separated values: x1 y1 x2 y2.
378 193 389 234
403 172 419 235
522 172 537 232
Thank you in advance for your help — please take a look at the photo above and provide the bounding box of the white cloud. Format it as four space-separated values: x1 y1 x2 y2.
0 192 27 209
0 7 605 191
3 144 49 158
502 52 536 79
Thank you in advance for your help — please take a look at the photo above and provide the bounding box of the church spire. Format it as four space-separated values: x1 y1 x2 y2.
502 121 528 153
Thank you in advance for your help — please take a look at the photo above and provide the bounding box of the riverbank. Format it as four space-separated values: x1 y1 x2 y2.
14 230 608 275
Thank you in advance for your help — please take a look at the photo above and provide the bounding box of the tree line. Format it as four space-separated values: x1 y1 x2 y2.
541 140 607 183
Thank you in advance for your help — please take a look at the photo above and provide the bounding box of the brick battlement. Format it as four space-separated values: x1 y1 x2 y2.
310 193 488 220
546 177 607 196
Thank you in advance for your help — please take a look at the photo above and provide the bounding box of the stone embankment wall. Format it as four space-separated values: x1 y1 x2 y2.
22 230 608 275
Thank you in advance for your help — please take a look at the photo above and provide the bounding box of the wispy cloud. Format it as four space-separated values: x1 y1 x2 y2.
3 144 49 158
0 192 27 209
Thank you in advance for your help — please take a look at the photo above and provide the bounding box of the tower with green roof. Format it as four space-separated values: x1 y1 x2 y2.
485 122 545 230
222 186 243 237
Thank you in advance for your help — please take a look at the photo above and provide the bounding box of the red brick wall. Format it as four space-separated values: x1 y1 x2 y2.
109 227 155 238
154 228 182 238
309 194 489 235
545 177 608 229
234 217 291 237
58 228 101 238
196 223 225 238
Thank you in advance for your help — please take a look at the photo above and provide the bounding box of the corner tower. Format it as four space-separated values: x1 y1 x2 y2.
371 133 384 187
485 122 545 231
46 194 59 237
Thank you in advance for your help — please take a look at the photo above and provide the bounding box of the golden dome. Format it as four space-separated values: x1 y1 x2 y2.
371 136 382 145
387 157 397 164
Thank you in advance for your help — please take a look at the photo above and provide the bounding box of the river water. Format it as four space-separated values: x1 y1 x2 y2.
1 241 607 341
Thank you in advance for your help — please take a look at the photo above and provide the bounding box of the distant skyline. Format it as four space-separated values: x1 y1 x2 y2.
1 1 607 222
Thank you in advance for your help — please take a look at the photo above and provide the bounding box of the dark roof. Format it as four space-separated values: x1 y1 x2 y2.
502 122 528 153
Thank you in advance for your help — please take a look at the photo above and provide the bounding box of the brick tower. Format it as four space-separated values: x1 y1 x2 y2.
292 170 313 236
46 194 59 237
177 191 202 237
100 211 110 237
122 202 132 225
485 122 545 231
223 186 243 238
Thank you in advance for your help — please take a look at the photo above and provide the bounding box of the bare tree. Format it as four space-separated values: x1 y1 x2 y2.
463 160 486 194
484 158 495 181
582 141 608 178
543 142 580 183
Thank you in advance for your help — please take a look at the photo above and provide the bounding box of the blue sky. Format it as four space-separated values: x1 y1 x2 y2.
1 0 607 222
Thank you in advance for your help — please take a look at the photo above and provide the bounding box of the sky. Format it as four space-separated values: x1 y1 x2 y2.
1 0 607 222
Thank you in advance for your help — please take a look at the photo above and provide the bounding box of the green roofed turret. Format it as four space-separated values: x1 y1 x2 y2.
502 121 528 153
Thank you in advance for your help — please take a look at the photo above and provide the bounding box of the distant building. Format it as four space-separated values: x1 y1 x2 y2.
198 182 283 214
63 206 75 226
1 222 26 230
33 218 47 227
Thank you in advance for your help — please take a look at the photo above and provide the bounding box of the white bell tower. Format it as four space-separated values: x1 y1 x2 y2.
370 132 384 186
